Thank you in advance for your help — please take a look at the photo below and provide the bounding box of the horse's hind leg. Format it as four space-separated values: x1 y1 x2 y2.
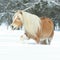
46 38 51 45
40 32 54 45
47 31 54 45
40 39 50 45
40 38 52 45
40 40 47 45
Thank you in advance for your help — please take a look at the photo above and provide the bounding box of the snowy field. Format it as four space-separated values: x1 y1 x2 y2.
0 24 60 60
0 30 60 46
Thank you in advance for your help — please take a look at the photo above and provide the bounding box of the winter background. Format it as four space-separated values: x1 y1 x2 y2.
0 0 60 60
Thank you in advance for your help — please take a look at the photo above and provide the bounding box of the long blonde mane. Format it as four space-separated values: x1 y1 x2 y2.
21 11 41 36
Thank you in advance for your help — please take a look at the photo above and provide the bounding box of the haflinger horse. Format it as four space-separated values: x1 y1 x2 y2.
11 10 54 45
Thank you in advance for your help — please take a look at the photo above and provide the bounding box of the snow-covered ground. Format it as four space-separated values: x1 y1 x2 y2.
0 30 60 46
0 24 60 60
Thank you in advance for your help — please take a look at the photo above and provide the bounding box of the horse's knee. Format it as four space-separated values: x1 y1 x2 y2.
20 34 29 40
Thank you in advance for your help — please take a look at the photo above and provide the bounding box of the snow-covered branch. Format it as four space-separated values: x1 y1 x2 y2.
23 0 40 11
5 2 10 9
0 3 3 6
51 1 60 6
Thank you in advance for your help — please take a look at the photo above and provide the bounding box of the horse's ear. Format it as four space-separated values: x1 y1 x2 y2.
20 11 23 15
17 10 23 15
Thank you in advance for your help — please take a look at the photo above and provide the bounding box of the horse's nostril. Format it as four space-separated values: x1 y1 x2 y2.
11 25 17 30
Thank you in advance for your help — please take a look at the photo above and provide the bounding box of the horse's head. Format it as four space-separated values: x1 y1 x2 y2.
11 10 23 30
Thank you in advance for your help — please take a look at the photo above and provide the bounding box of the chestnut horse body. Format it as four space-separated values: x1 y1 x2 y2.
11 10 54 44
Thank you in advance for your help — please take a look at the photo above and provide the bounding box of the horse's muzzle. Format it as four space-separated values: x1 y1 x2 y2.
10 25 19 30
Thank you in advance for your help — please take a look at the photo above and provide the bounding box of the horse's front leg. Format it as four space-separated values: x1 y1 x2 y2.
20 33 29 40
